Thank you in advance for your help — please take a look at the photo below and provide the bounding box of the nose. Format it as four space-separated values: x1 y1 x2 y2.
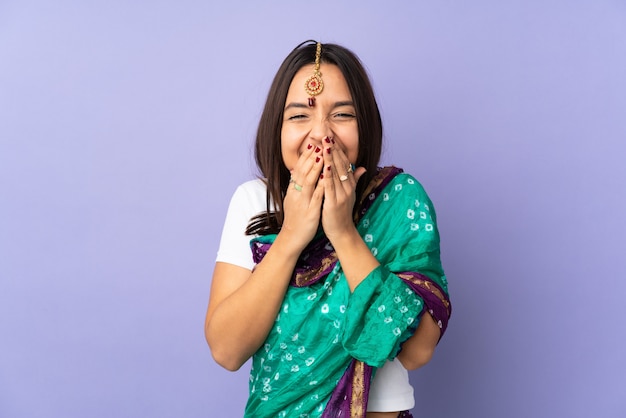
308 115 333 143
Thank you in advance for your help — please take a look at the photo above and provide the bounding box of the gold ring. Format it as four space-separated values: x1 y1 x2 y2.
347 164 354 173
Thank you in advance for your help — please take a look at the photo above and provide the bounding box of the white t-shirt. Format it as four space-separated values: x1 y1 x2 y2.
215 179 415 412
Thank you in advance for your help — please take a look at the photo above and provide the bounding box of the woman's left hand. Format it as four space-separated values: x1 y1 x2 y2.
320 141 366 242
320 140 380 292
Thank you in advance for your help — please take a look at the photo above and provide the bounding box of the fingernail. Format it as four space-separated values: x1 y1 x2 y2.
315 146 321 153
326 147 331 154
324 136 331 143
307 144 313 150
327 165 331 171
330 137 335 144
316 156 321 163
320 173 324 179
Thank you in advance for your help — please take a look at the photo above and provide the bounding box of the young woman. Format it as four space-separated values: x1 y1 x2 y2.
205 40 451 418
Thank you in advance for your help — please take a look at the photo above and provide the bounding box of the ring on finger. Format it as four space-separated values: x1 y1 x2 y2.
339 175 348 182
347 164 354 173
290 176 303 191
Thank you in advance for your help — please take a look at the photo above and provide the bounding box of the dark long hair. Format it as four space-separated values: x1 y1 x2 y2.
246 40 383 236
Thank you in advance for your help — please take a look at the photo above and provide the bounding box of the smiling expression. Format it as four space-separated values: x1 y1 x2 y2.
281 63 359 171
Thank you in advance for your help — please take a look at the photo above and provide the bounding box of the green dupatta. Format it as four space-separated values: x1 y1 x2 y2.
245 167 450 418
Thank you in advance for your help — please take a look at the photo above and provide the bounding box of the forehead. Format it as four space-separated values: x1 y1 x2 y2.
286 63 352 101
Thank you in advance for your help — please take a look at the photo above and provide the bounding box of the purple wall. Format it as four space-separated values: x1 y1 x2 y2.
1 1 625 417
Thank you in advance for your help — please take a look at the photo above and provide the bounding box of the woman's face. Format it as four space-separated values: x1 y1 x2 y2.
281 63 359 171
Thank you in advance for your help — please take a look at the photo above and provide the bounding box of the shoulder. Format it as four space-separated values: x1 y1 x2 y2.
222 178 268 223
375 168 438 220
382 168 431 201
229 178 267 205
393 172 427 191
234 178 266 196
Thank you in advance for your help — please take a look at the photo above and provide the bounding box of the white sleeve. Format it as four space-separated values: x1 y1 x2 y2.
215 179 267 271
367 358 415 412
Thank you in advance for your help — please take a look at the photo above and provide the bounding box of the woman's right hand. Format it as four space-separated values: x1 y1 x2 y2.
281 143 325 251
206 144 325 371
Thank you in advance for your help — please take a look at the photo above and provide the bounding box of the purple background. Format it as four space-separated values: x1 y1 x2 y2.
1 1 625 417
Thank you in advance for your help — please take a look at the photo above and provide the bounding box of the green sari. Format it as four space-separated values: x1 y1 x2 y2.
245 167 451 418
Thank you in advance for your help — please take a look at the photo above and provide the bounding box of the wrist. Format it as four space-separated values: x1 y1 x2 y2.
272 229 308 260
327 225 361 250
330 228 380 291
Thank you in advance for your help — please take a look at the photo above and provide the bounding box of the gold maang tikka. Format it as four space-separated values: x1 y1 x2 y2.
304 42 324 107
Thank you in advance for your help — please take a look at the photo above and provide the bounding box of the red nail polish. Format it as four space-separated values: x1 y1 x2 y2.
307 144 313 149
327 165 331 171
326 147 331 154
324 136 331 143
320 173 324 179
316 156 321 163
331 137 335 144
315 146 321 153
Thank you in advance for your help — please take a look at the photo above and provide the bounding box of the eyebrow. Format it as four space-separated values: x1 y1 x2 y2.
333 101 355 108
283 100 355 111
284 102 309 111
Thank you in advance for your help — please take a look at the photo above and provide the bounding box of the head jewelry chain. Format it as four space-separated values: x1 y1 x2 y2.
304 42 324 107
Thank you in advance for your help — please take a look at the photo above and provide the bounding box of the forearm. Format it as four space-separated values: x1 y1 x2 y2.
330 227 380 292
396 312 440 370
206 235 300 370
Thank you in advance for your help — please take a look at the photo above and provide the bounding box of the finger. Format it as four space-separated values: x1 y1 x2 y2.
293 143 316 172
329 147 354 189
353 166 367 184
322 147 338 201
310 175 325 207
290 144 314 183
304 147 324 185
292 145 323 192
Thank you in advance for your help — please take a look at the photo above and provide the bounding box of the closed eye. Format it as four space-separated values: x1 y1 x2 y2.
333 112 356 119
287 114 308 121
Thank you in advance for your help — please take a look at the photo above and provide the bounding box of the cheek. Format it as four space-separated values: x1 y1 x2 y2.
345 132 360 163
280 131 300 169
349 142 359 164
